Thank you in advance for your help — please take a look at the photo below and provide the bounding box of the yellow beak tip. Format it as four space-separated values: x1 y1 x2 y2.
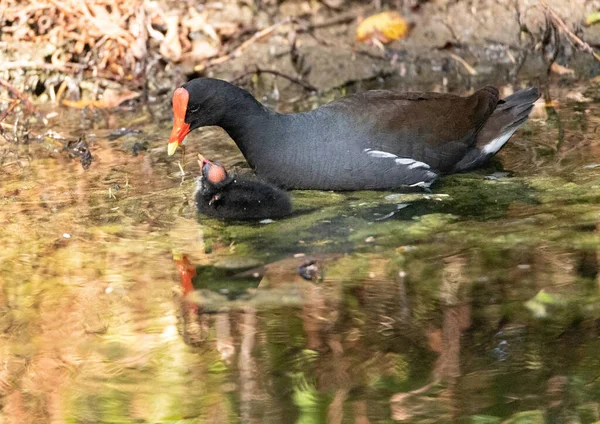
167 142 178 156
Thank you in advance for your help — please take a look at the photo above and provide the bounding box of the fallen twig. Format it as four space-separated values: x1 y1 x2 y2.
541 1 600 62
0 121 41 137
297 15 356 32
448 53 478 75
0 100 20 125
231 68 318 92
0 79 40 115
195 18 293 72
0 61 84 72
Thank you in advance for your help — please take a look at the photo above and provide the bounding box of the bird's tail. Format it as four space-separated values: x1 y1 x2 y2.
452 87 540 172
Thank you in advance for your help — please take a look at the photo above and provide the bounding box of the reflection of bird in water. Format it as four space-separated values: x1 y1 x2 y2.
172 252 206 346
171 252 340 348
173 252 196 307
232 254 343 288
298 260 321 281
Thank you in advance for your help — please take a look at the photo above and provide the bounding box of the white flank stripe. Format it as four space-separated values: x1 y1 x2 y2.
409 181 433 188
407 161 430 170
364 149 430 170
364 148 397 158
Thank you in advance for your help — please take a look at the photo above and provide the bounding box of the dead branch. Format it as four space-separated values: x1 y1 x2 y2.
0 79 40 115
0 100 20 124
297 15 356 33
541 1 600 62
448 53 478 75
195 18 293 72
0 61 84 72
231 68 318 92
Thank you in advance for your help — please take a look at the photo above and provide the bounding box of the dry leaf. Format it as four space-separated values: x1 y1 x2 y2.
530 98 548 120
183 7 220 43
321 0 345 8
160 14 182 62
129 9 148 60
183 8 209 33
550 62 574 75
62 88 140 109
356 11 409 44
213 22 240 38
182 38 220 63
566 91 593 102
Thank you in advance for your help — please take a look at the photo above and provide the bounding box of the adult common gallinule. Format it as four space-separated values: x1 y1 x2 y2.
195 155 292 220
169 79 539 190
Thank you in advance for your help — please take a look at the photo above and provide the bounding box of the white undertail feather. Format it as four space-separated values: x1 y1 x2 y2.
481 129 518 155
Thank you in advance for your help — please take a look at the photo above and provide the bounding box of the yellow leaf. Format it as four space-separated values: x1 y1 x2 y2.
586 11 600 26
356 11 409 44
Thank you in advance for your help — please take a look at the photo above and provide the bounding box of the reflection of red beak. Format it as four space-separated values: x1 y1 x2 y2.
173 253 198 314
167 87 191 156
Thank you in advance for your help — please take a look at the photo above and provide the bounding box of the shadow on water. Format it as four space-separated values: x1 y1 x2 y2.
2 80 600 423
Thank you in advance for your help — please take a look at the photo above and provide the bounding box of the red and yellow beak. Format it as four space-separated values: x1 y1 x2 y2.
167 87 191 156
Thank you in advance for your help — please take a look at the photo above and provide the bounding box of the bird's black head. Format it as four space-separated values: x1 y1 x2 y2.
167 78 242 156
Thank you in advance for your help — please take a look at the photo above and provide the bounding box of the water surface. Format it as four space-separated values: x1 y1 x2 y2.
1 81 600 423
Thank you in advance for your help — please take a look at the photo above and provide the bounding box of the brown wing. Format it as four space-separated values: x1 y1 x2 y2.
323 86 500 171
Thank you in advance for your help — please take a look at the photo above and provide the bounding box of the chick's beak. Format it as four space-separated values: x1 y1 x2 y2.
167 87 191 156
197 154 208 169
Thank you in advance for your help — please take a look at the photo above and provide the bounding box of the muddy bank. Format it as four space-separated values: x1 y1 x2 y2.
207 0 600 92
1 0 599 104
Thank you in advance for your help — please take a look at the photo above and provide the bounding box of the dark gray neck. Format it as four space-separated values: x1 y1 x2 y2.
216 88 280 163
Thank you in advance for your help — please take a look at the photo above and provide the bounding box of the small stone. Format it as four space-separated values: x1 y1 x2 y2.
62 233 71 239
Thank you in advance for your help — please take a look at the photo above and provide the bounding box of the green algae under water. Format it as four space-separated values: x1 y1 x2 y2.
1 81 600 423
